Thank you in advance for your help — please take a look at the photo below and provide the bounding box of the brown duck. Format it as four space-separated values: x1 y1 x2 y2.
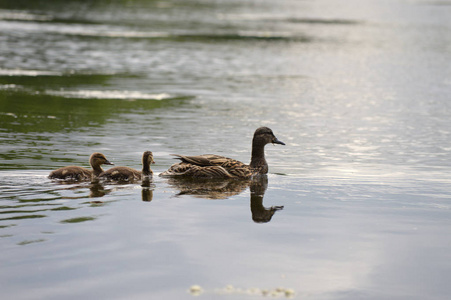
49 152 113 181
99 151 155 182
160 127 285 178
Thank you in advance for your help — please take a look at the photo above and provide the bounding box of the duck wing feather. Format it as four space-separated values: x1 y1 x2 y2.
170 154 230 166
166 154 252 178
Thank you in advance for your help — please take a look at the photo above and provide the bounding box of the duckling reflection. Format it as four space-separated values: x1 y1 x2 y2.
90 177 155 202
89 181 107 198
141 177 154 202
48 180 109 200
250 176 284 223
164 176 283 223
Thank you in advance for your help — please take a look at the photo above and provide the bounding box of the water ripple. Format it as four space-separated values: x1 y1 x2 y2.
45 89 173 100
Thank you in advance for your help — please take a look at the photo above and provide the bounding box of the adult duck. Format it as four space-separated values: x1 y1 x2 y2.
49 152 113 181
160 127 285 178
99 151 155 182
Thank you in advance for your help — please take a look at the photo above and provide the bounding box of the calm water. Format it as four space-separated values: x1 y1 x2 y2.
1 0 451 299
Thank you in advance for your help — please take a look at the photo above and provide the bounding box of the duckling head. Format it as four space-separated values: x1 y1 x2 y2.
253 127 285 146
143 151 155 165
90 152 114 166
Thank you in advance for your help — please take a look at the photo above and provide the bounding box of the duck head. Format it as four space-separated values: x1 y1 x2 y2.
253 127 285 146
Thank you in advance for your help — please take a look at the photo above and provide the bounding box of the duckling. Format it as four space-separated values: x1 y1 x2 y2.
49 152 113 181
99 151 155 182
160 127 285 178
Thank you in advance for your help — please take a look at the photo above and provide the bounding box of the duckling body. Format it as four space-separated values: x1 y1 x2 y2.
49 166 92 181
160 127 285 178
100 167 142 181
99 151 154 182
49 152 113 181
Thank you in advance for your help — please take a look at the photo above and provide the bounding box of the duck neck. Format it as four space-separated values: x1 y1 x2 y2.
91 164 104 176
249 139 268 174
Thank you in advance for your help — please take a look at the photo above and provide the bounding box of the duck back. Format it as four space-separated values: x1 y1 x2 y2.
161 154 252 178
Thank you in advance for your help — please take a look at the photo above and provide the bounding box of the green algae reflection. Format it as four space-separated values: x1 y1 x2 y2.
17 239 46 246
60 216 97 224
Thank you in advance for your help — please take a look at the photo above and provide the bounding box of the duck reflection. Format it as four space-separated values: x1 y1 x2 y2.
166 177 251 199
249 176 284 223
164 175 283 223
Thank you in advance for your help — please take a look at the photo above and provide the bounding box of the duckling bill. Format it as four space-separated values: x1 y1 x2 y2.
48 152 113 181
160 127 285 178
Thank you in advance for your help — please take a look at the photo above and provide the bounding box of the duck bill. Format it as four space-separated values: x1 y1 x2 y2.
273 138 285 145
105 160 114 165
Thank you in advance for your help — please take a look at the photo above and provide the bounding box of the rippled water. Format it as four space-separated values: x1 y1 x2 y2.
1 0 451 299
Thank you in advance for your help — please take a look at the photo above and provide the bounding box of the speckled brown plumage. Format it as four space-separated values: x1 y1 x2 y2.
99 151 155 182
48 152 113 181
160 127 285 178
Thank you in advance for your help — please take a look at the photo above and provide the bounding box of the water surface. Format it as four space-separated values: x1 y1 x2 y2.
1 0 451 299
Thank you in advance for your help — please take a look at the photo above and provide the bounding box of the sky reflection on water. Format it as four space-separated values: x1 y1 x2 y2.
1 168 450 299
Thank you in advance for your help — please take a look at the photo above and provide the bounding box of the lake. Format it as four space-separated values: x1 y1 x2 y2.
1 0 451 299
